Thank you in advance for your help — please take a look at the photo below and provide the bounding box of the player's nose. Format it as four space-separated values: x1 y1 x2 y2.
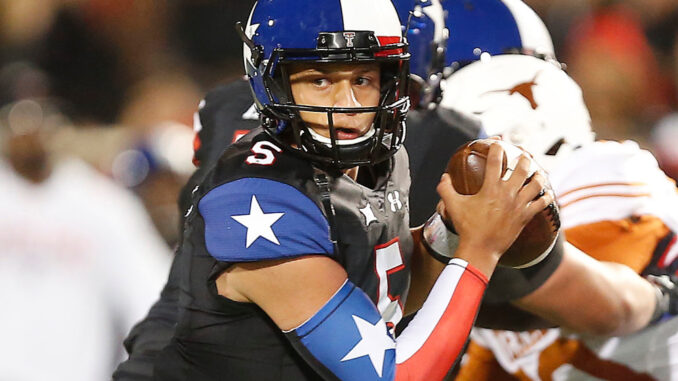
332 80 361 112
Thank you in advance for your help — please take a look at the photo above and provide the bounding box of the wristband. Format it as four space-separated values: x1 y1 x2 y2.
422 212 460 264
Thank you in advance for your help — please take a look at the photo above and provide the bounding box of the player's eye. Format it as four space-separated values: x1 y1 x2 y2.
312 78 331 87
355 77 371 86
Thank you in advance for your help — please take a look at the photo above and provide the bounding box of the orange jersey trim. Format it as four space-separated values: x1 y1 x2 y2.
564 216 670 273
560 192 651 210
558 182 647 199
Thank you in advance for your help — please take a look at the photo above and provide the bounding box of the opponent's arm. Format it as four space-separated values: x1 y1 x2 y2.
513 243 657 336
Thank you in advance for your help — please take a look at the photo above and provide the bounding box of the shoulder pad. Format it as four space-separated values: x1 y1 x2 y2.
199 177 334 262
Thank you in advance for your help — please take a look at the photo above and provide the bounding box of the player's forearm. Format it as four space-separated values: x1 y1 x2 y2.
406 224 500 315
405 226 446 315
286 259 488 381
589 261 655 335
515 245 655 336
394 258 488 380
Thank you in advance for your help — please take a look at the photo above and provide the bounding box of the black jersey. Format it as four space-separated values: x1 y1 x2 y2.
193 79 260 166
114 82 560 381
404 107 484 227
152 129 413 380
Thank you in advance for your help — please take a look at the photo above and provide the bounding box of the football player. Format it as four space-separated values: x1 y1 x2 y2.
145 1 552 380
113 2 485 379
415 0 672 341
442 43 678 381
114 1 667 379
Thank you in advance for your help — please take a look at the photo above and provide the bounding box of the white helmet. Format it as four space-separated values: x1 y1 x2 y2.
440 54 594 173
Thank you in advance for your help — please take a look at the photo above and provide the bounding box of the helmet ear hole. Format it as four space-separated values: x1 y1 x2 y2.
544 138 565 156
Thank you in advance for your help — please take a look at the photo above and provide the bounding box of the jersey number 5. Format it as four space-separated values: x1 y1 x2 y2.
375 238 405 329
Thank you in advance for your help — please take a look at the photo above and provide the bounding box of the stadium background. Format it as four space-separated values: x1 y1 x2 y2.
1 0 678 378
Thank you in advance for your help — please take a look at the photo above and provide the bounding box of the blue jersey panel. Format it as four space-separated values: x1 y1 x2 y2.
290 281 396 381
199 178 334 262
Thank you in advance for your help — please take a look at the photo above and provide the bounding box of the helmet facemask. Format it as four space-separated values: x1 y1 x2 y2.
238 24 410 170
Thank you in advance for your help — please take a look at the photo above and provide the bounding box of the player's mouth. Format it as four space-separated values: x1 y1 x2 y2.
335 127 363 140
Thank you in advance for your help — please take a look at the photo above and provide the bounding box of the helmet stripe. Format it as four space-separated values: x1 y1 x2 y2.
340 0 402 38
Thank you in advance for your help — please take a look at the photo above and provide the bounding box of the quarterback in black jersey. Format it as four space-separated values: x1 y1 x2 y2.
128 1 553 381
112 2 544 380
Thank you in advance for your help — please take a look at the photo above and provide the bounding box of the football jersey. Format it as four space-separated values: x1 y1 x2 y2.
116 82 560 381
457 141 678 381
191 79 261 167
152 128 413 380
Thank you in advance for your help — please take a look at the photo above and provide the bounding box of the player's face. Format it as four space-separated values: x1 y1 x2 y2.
289 62 381 140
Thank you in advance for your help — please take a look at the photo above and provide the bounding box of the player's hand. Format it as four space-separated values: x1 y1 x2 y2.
436 143 554 263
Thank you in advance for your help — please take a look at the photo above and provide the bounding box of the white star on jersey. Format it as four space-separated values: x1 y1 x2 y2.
231 195 284 248
359 204 377 225
341 315 395 377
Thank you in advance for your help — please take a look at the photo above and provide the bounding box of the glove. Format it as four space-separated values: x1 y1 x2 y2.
647 274 678 324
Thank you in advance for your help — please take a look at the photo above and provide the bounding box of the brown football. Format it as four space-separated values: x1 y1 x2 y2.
446 139 560 268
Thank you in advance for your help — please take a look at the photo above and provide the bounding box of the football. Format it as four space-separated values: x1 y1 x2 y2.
446 139 560 268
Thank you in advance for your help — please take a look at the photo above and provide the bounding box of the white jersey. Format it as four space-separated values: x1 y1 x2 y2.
0 158 171 381
458 141 678 381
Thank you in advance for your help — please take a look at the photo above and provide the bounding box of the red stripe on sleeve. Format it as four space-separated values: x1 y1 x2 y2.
395 264 487 381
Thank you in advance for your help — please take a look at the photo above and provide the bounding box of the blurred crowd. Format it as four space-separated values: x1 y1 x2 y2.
1 0 678 379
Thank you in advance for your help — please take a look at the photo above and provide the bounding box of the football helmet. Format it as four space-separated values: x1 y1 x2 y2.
393 0 447 108
238 0 410 169
441 0 556 72
440 54 594 173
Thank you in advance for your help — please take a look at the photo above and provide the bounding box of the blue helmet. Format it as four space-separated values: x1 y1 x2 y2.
442 0 556 72
238 0 410 169
393 0 447 108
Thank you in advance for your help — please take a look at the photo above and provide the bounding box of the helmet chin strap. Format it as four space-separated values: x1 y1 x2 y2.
306 125 376 146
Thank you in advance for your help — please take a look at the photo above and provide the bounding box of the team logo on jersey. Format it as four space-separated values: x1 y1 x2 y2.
360 203 377 225
387 191 402 212
231 195 284 248
484 72 542 110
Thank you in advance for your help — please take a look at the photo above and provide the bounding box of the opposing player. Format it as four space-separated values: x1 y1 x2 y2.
442 51 678 381
407 0 673 341
148 1 552 380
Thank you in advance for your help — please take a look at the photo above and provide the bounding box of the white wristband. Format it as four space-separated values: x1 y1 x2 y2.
422 212 460 262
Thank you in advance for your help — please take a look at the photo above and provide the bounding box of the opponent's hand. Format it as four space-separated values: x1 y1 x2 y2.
436 143 554 269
